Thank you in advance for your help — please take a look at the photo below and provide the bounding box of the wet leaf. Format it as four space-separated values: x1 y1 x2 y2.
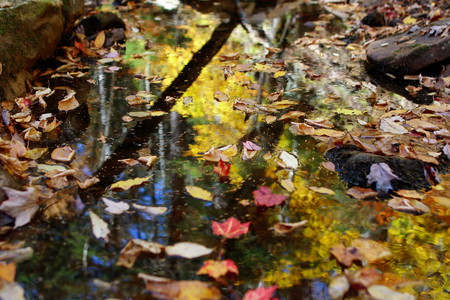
212 217 250 239
305 118 334 128
138 273 221 300
110 176 151 191
23 127 41 142
165 242 213 259
330 243 365 267
347 267 381 289
243 141 262 151
394 189 424 199
94 31 106 48
138 155 158 168
350 239 392 262
117 239 165 268
279 111 306 121
0 262 16 282
328 275 350 300
128 111 167 118
102 198 130 214
197 259 238 279
0 187 40 228
273 220 307 234
117 158 140 166
253 186 286 207
274 70 286 78
308 186 335 195
346 186 378 199
313 128 346 138
51 146 75 162
368 285 414 300
321 161 336 172
58 89 79 111
185 186 213 201
278 151 298 169
388 197 430 214
0 281 25 300
89 210 110 243
203 147 230 162
243 285 277 300
132 204 168 216
77 176 100 189
280 179 294 192
214 90 229 102
367 163 399 193
213 159 230 182
380 119 408 134
23 148 47 160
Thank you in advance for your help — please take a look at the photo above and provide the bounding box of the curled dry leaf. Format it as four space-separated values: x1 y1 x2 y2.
138 155 158 168
279 111 306 121
203 147 230 162
346 186 378 200
308 186 335 195
165 242 213 259
117 158 139 166
138 273 221 300
102 198 130 214
213 90 229 102
273 220 308 234
133 204 168 215
197 259 238 279
185 185 213 201
89 210 110 243
394 189 424 199
0 187 40 228
117 239 165 268
58 89 79 111
77 176 100 189
110 176 151 191
51 146 75 162
388 197 430 214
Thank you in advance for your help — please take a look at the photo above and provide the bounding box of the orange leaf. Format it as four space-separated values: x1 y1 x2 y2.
211 217 250 239
197 259 239 279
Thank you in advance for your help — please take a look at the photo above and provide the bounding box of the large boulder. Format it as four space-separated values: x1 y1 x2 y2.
0 0 84 101
366 18 450 75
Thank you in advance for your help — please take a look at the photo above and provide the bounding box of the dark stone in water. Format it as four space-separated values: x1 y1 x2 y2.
76 12 126 38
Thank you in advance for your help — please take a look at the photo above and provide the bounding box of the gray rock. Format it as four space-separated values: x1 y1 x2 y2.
366 18 450 75
0 0 84 100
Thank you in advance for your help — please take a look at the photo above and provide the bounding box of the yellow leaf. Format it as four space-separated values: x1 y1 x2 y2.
185 186 213 201
110 176 151 191
128 111 168 118
403 16 417 25
0 262 16 282
308 186 335 195
51 146 75 162
274 71 286 78
94 31 106 48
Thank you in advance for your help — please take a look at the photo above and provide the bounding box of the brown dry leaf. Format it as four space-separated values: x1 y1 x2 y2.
321 161 336 172
126 95 148 106
346 186 378 200
94 31 106 48
10 134 27 158
117 158 140 166
367 163 399 193
308 186 335 195
350 238 392 262
273 220 307 234
0 187 40 228
266 115 277 124
313 129 345 138
42 191 73 220
165 242 213 259
77 176 100 189
388 197 430 214
347 267 381 289
89 210 110 243
406 119 440 131
51 146 75 162
394 189 424 199
0 154 28 178
138 155 158 168
379 119 408 134
330 243 365 267
0 262 16 282
138 273 221 300
280 179 294 192
132 204 168 216
23 127 42 142
279 111 306 121
235 63 253 72
102 198 129 214
110 176 151 191
328 275 350 300
305 118 334 129
213 90 229 102
203 147 230 162
117 239 165 268
58 89 79 111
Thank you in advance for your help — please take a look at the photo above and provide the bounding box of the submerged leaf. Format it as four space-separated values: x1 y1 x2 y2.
253 186 286 207
243 285 277 300
132 204 168 215
308 186 335 195
117 239 164 268
197 259 238 279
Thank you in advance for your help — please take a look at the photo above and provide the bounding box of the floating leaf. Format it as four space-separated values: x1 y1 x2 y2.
243 141 262 151
280 179 294 192
0 281 25 300
348 267 381 289
0 187 40 228
350 239 392 262
132 204 168 215
110 176 151 191
58 89 79 111
165 242 213 259
185 186 213 201
94 31 106 48
213 159 230 182
214 90 229 102
117 158 139 166
51 146 75 162
138 155 158 168
367 163 399 193
346 186 378 200
328 275 350 300
278 151 298 169
128 111 167 118
273 220 307 234
330 243 365 267
102 198 130 214
203 147 230 162
243 285 277 300
77 176 100 189
253 186 286 207
89 210 110 243
197 259 238 279
308 186 335 195
117 239 164 268
388 197 430 214
368 285 415 300
212 217 250 239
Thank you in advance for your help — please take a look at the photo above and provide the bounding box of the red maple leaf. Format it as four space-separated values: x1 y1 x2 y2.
243 285 278 300
213 159 230 182
212 217 250 239
253 186 286 207
197 259 239 279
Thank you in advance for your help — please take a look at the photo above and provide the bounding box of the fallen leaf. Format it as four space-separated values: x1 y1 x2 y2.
280 179 294 192
394 189 424 199
23 127 42 142
243 285 277 300
305 118 334 128
308 186 335 195
102 198 130 214
313 128 346 138
347 267 381 290
138 155 158 168
243 141 262 151
117 158 140 166
89 210 110 243
279 111 306 121
214 90 229 102
380 119 408 134
368 285 415 300
330 243 365 267
350 239 392 262
321 161 336 172
388 197 430 214
165 242 213 259
51 146 75 162
77 176 100 189
197 259 238 279
58 89 79 111
23 148 48 160
0 281 25 300
278 151 298 169
273 220 308 234
274 70 286 78
132 204 168 215
0 262 16 282
203 147 230 162
212 217 250 239
138 273 221 300
367 163 399 193
128 111 167 118
253 186 287 207
328 275 350 300
110 176 151 191
213 159 230 182
0 247 33 262
117 239 165 268
346 187 378 200
0 187 40 228
185 186 213 201
94 31 106 48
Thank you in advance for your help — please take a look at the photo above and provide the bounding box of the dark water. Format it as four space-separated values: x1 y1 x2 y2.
6 1 449 299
